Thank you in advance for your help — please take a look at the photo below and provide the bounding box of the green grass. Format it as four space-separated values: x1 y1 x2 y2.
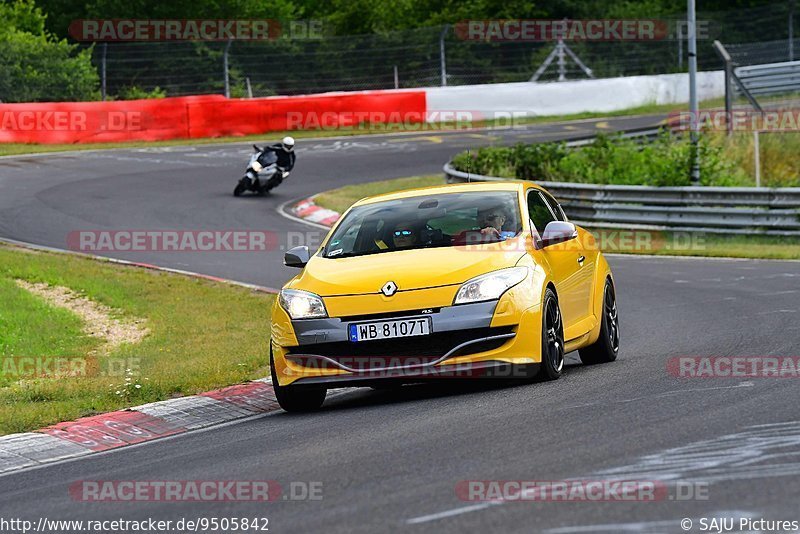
0 97 730 158
313 175 800 260
710 131 800 188
314 175 442 214
0 244 275 435
0 277 100 388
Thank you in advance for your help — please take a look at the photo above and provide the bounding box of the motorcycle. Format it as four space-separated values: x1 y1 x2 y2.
233 145 290 196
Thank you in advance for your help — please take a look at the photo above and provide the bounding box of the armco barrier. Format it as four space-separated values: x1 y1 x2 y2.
0 91 427 144
444 162 800 236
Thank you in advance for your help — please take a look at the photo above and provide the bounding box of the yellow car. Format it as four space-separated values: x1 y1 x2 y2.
270 181 619 411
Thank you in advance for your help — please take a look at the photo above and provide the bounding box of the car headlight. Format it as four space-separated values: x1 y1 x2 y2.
279 289 328 319
453 267 529 305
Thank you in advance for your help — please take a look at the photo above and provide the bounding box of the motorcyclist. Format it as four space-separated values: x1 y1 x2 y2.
234 136 296 196
264 136 296 175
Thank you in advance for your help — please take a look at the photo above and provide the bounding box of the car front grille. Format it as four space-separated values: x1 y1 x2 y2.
286 326 515 370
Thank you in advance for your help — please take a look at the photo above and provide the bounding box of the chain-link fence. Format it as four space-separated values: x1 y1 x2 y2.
59 2 800 99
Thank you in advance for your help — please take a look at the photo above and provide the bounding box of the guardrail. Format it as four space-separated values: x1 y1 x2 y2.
735 60 800 97
443 163 800 236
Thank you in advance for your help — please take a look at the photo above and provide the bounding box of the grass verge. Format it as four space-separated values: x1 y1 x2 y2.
0 243 274 435
312 175 800 260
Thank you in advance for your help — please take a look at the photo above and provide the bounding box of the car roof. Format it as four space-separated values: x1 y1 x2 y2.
352 180 545 207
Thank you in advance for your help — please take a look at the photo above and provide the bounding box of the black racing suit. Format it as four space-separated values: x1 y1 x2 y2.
265 144 296 173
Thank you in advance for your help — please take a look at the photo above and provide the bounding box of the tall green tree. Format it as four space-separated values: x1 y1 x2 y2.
0 0 99 102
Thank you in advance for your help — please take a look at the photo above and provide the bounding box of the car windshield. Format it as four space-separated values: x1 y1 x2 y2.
323 191 522 259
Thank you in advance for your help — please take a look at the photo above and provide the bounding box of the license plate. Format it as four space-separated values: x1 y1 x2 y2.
349 317 432 342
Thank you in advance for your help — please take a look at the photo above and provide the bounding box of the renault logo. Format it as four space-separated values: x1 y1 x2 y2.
380 281 398 297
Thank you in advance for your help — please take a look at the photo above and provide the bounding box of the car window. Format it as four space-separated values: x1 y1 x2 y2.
540 191 566 221
426 207 479 235
527 190 557 233
323 191 522 258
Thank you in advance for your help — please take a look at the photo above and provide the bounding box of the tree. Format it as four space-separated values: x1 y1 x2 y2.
0 0 99 102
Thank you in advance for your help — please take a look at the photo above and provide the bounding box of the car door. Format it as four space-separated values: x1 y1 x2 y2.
540 190 596 325
527 189 585 338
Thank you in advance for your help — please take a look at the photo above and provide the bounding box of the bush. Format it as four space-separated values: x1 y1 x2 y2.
450 129 776 187
115 86 167 100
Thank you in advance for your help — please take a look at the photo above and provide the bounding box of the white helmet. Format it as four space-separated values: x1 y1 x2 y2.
281 136 295 152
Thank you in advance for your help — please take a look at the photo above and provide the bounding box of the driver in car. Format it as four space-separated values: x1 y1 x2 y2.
453 205 514 245
476 206 508 239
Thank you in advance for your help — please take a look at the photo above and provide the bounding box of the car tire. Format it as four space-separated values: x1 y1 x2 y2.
579 279 620 365
537 288 565 381
270 348 326 412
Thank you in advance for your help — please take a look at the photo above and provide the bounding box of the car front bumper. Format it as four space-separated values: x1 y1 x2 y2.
271 297 544 388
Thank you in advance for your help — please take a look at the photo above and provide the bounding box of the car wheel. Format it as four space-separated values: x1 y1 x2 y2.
270 347 326 412
579 279 620 365
537 288 564 380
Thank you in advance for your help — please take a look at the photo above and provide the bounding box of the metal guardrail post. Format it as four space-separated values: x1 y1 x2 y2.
688 0 701 184
713 40 733 136
101 43 107 102
223 39 232 98
791 0 796 61
754 131 761 187
439 25 449 87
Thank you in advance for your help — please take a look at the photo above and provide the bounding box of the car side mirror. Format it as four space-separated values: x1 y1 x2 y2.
284 245 310 268
540 221 578 248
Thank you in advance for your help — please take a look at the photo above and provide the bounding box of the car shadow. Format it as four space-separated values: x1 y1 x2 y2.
315 356 587 413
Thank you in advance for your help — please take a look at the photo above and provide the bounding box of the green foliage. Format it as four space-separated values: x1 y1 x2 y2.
513 141 570 181
707 131 800 188
0 0 46 35
450 129 790 187
0 0 99 102
35 0 789 39
116 85 167 99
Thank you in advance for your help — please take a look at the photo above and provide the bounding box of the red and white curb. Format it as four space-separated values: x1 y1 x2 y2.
0 379 280 475
290 197 340 227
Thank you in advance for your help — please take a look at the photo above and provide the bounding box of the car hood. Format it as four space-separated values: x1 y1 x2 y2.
288 240 528 297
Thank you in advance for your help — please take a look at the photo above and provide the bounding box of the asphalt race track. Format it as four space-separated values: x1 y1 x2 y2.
2 114 800 533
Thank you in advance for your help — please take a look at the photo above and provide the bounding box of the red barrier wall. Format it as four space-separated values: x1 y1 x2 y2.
0 91 427 144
